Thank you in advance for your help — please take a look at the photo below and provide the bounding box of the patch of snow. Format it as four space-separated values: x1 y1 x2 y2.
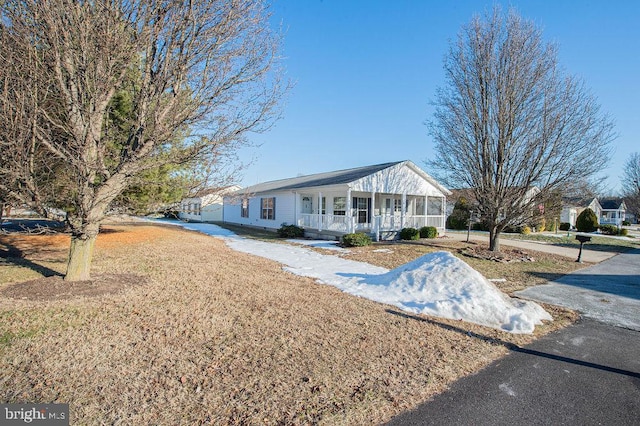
153 220 551 334
372 248 394 253
499 383 517 397
285 239 349 252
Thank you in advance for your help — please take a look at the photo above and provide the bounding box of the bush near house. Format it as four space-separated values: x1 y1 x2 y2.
446 197 471 230
277 224 305 238
342 232 372 247
622 220 630 226
576 208 599 233
520 225 531 235
598 224 619 236
419 226 438 239
599 225 629 237
559 222 571 231
399 227 420 240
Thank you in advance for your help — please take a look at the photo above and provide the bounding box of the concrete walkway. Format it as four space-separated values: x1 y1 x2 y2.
516 248 640 331
386 319 640 426
445 231 617 263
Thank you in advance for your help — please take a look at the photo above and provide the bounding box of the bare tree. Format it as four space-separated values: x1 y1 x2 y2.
428 8 615 251
0 0 284 280
621 152 640 220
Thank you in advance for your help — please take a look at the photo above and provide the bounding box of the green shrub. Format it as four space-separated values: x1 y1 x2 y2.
472 222 488 231
576 208 599 233
619 228 628 236
622 220 630 226
546 219 556 232
342 232 372 247
399 227 420 240
277 223 305 238
599 224 618 235
559 222 571 231
419 226 438 239
446 197 471 230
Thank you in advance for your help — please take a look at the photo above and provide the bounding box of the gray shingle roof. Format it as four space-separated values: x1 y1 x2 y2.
236 161 404 194
600 198 624 210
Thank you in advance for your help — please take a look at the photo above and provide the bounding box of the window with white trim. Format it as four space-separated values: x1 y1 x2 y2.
333 197 346 215
260 197 275 220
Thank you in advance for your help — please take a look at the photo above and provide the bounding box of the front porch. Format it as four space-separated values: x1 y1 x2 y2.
295 190 446 240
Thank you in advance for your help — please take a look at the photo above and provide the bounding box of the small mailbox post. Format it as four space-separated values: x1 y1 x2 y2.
575 234 591 263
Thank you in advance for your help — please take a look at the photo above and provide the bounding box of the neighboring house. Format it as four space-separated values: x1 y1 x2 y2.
560 197 602 228
446 186 541 224
222 161 451 240
179 186 240 222
599 198 627 227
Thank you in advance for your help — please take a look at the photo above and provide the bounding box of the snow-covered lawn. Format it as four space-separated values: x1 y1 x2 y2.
157 220 551 334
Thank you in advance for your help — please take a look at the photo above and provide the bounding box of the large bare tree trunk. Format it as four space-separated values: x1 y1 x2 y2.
64 225 99 281
489 226 501 252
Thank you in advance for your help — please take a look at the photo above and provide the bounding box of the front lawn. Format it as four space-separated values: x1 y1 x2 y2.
0 221 576 424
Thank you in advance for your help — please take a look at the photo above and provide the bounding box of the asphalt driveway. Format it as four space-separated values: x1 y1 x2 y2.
386 319 640 425
515 248 640 331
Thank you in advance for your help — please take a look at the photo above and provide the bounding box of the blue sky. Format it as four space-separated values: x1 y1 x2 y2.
237 0 639 193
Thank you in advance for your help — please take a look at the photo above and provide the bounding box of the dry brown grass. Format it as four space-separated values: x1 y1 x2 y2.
0 223 577 424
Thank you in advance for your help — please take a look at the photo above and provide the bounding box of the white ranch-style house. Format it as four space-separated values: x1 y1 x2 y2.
179 186 240 222
223 161 451 240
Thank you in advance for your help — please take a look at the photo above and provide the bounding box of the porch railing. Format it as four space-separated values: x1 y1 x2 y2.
298 213 445 233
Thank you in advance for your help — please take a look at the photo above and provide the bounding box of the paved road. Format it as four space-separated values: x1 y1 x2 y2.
516 248 640 331
386 319 640 426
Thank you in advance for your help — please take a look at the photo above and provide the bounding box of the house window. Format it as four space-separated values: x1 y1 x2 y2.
394 199 402 213
321 197 326 214
415 198 425 216
427 197 444 215
333 197 346 215
241 198 249 218
260 197 275 220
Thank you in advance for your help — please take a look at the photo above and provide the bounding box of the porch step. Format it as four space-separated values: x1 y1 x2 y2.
302 229 344 241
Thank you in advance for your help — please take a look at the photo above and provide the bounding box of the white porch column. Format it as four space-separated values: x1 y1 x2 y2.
371 190 378 240
425 194 429 227
347 187 353 233
401 192 407 228
317 191 323 231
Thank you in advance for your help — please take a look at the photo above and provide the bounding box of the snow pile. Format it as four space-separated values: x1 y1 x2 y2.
151 220 551 333
343 251 552 334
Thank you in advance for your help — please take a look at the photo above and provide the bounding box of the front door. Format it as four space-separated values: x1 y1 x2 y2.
302 196 313 214
353 197 371 224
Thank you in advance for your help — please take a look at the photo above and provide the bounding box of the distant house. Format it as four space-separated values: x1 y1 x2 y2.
179 186 240 222
222 161 451 240
560 197 602 228
446 186 541 225
599 198 627 227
